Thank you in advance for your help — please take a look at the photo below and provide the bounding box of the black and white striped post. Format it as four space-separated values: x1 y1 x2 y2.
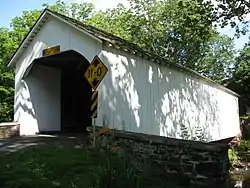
91 90 98 146
84 55 108 147
91 90 98 119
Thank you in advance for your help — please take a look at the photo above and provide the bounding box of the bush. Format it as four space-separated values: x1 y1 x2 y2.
90 132 142 188
228 148 239 168
237 140 250 152
91 149 141 188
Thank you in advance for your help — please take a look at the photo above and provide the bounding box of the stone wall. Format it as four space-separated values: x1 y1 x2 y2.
0 123 20 139
90 126 230 188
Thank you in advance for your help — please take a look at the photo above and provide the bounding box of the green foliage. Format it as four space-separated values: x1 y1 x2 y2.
237 140 250 153
43 0 95 20
231 45 250 94
86 4 133 41
228 148 239 168
87 0 237 81
227 44 250 116
199 34 236 82
91 154 141 188
11 10 41 42
88 0 216 69
228 139 250 168
89 131 141 188
212 0 250 36
0 28 15 122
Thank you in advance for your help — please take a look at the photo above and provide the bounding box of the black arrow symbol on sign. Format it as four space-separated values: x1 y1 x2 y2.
93 60 99 67
92 79 99 87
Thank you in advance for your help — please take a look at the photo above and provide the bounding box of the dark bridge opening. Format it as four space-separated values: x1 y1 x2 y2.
61 66 92 132
33 50 92 133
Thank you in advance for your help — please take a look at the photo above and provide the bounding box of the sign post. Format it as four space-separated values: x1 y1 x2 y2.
84 55 108 147
91 90 98 147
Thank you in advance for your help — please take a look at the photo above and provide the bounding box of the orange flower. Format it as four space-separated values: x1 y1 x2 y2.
94 127 110 136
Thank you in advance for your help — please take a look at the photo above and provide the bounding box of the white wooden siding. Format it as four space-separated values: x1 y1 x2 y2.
14 16 102 135
13 15 240 140
96 46 240 141
18 65 61 134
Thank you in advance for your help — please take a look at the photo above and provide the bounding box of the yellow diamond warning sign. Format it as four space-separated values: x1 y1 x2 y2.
84 55 108 90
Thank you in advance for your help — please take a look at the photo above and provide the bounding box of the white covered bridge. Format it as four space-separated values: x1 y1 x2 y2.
8 9 240 141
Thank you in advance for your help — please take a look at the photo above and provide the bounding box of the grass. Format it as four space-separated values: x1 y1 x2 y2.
1 140 100 188
0 137 181 188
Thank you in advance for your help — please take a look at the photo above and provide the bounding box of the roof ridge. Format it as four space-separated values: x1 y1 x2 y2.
45 9 180 69
45 8 147 53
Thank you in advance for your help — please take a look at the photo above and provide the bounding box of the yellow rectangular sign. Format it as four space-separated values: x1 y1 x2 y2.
84 55 108 90
42 45 60 56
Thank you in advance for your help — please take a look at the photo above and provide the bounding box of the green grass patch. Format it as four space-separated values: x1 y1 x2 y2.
1 142 101 188
0 138 181 188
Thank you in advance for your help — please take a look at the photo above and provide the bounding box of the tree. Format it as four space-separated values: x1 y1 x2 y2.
9 0 95 44
213 0 250 29
198 34 236 82
124 0 216 69
11 10 41 43
227 44 250 115
85 4 133 41
43 0 95 20
0 28 15 122
87 0 236 80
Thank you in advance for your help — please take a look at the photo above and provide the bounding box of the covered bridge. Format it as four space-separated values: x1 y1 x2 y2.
8 9 240 141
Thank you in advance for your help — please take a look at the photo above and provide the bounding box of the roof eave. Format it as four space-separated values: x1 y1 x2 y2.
7 10 49 67
45 9 102 44
102 41 240 98
7 9 103 68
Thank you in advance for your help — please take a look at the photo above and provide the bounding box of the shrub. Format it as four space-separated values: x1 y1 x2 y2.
91 149 141 188
237 140 250 152
228 148 239 168
90 131 141 188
